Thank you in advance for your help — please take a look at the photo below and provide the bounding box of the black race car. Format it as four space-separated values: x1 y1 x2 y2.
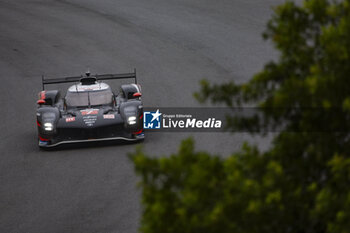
36 70 144 148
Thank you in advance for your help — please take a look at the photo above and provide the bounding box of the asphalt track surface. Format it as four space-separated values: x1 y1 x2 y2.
0 0 291 232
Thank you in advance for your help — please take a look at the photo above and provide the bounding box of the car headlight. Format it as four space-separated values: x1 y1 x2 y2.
44 122 53 131
127 116 137 125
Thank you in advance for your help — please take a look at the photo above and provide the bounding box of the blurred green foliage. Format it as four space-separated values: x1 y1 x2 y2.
130 0 350 232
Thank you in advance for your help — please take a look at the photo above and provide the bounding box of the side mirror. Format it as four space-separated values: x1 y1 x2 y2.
37 99 46 105
133 92 142 98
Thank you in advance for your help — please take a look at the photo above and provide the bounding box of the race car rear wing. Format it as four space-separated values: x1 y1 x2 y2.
41 69 138 90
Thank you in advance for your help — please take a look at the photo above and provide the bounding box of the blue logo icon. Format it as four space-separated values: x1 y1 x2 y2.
144 109 162 129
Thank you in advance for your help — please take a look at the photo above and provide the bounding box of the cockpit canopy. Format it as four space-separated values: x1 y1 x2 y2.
65 82 113 108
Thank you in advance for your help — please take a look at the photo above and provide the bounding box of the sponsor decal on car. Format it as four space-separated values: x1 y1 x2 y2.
103 114 115 119
65 117 75 122
80 109 99 115
83 115 98 126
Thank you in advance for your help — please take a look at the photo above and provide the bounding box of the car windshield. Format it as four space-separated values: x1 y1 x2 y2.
65 90 113 107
